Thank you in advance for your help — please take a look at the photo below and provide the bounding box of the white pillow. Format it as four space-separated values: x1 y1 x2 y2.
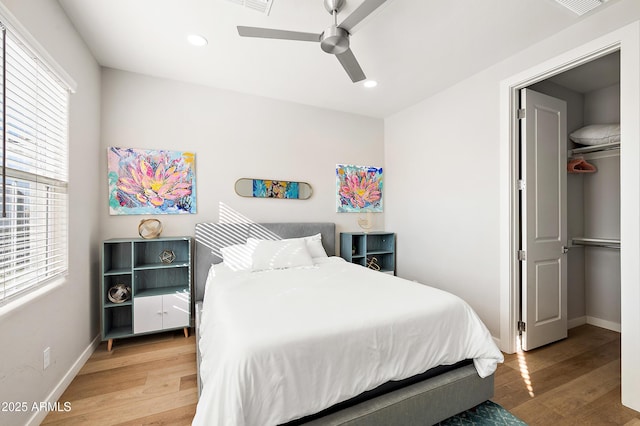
219 243 255 271
570 124 620 146
295 233 328 258
249 238 314 271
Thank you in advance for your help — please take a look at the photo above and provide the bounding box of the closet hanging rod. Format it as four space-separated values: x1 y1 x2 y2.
572 237 620 249
568 142 620 157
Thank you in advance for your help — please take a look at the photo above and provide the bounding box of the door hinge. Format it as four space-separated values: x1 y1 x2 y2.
517 108 526 119
517 250 526 261
518 180 525 190
518 321 526 333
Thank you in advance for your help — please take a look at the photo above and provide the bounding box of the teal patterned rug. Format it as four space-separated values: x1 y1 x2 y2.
437 401 527 425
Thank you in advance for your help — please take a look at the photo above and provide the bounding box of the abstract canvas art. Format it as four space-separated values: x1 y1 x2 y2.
108 147 196 215
336 164 383 212
252 179 300 199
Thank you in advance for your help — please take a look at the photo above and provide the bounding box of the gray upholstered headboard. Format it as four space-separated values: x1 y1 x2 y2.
194 222 336 302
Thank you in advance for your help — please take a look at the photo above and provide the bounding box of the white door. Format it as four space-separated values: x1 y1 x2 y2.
520 88 568 351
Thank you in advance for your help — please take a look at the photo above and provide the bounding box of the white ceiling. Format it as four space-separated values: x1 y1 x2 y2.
547 50 620 93
57 0 614 118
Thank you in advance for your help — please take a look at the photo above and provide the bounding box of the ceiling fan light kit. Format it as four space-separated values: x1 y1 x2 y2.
236 0 387 83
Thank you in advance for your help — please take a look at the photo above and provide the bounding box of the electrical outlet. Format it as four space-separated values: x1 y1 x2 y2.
43 347 51 370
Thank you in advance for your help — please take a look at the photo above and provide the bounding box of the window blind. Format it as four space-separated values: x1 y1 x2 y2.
0 21 69 304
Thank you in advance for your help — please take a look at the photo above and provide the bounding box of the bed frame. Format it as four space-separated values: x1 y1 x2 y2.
193 222 494 425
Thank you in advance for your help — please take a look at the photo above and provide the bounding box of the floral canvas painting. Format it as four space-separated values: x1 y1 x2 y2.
336 164 383 212
253 179 299 199
108 147 196 215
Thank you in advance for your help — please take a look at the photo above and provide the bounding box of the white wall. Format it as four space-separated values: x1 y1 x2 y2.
100 68 385 248
385 0 640 411
0 1 101 425
385 73 502 334
386 0 638 340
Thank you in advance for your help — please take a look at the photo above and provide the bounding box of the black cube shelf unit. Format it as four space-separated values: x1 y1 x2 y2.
101 236 192 351
340 232 396 275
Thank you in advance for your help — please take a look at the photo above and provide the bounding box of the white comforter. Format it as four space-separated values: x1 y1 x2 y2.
193 257 503 426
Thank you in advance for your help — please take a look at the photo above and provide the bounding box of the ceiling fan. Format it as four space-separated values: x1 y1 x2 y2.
237 0 387 83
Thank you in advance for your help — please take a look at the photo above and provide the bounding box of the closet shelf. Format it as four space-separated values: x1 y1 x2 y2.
569 142 620 158
571 237 620 249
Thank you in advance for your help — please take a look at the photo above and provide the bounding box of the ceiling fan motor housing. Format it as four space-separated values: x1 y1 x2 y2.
237 0 387 82
324 0 345 13
321 26 349 54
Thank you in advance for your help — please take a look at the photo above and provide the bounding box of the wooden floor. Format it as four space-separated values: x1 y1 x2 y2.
42 330 198 426
43 324 640 425
493 324 640 425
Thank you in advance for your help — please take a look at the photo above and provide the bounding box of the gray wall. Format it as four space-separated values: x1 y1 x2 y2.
583 84 621 326
0 1 102 425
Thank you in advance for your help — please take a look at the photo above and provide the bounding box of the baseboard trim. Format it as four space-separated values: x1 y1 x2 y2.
586 316 621 333
26 334 101 426
492 335 501 348
568 315 621 332
568 316 587 329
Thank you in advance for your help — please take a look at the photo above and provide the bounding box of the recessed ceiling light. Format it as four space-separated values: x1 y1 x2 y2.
363 80 378 88
187 34 208 47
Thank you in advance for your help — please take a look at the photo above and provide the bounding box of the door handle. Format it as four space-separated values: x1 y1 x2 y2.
561 246 570 254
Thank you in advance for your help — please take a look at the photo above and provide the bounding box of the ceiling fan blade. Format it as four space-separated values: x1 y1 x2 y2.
339 0 388 33
336 48 366 83
237 26 321 42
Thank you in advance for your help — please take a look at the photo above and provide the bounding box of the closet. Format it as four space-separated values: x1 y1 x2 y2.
527 50 621 335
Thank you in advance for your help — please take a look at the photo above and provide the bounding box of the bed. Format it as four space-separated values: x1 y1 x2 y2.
192 222 503 426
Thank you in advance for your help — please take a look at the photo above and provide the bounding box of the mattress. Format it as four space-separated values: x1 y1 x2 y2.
193 257 503 426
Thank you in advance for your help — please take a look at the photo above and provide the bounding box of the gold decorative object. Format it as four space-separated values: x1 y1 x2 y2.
138 218 163 239
108 283 131 303
159 249 176 264
367 256 381 271
357 212 374 231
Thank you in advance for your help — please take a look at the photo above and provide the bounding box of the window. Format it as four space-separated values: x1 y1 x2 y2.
0 20 70 304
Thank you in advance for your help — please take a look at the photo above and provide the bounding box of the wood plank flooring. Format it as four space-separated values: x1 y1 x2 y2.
42 330 198 426
493 324 640 425
43 324 639 425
